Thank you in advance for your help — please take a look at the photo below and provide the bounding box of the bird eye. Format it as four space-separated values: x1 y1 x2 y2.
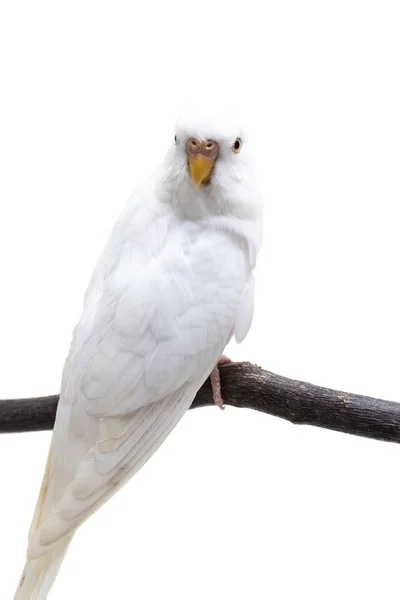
174 135 177 144
232 138 242 153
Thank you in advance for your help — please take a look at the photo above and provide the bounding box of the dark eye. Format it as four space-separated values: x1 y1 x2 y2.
232 137 242 153
174 135 177 143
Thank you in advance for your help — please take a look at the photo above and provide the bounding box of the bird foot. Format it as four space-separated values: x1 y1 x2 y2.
210 355 232 410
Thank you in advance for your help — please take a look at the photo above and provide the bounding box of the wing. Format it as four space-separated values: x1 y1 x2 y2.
29 389 192 557
28 226 249 558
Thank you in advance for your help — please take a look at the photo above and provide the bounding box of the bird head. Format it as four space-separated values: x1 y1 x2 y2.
173 106 248 189
162 105 262 222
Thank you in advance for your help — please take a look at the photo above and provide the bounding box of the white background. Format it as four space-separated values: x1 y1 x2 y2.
1 1 399 598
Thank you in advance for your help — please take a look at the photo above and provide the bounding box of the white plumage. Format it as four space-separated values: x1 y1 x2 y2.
15 107 263 599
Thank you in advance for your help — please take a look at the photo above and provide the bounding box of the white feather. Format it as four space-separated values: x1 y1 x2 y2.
235 274 256 343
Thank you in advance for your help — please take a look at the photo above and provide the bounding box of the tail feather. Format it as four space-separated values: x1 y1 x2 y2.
28 450 52 540
14 541 71 600
15 445 73 599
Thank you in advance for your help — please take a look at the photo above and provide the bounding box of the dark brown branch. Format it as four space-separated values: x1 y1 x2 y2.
1 363 399 444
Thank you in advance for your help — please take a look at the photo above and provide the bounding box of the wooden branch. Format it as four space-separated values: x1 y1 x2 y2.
0 363 399 444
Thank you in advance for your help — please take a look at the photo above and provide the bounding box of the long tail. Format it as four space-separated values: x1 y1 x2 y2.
14 447 73 599
14 541 71 600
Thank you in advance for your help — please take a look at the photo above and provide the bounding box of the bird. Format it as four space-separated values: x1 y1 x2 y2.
14 106 264 599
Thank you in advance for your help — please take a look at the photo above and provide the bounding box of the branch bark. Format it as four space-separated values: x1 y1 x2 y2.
0 362 399 444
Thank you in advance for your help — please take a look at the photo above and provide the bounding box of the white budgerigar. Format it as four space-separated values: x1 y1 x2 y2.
15 107 263 599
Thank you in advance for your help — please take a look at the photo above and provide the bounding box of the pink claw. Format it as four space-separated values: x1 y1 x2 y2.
210 355 232 410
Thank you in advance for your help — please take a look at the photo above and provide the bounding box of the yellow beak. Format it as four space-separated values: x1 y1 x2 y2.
188 155 215 188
